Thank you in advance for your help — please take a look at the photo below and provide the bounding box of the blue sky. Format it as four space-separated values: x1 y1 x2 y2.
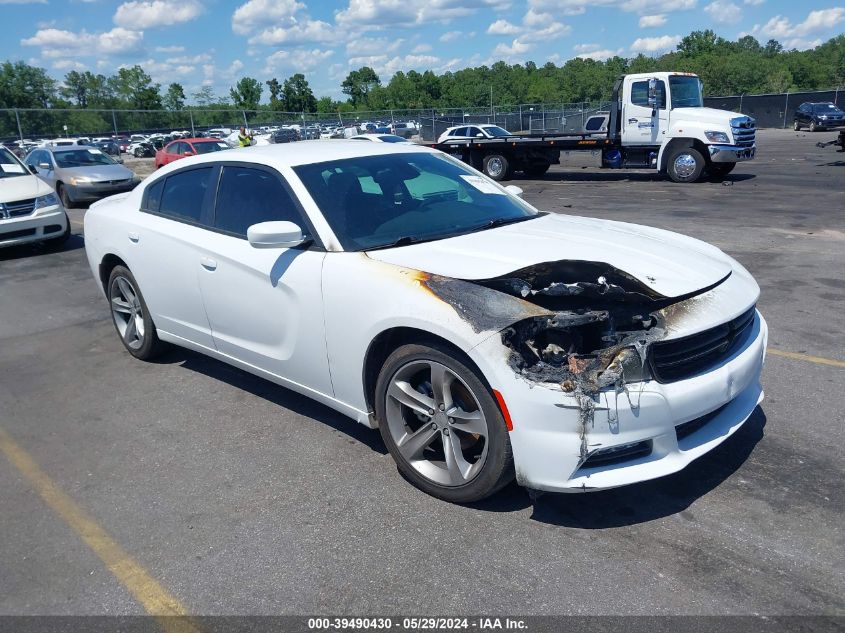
2 0 844 102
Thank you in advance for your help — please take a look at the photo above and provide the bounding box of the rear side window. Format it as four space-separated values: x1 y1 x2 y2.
144 179 165 212
213 166 303 237
159 167 212 223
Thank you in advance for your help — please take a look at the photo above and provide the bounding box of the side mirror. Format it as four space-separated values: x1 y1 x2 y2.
38 162 51 170
475 133 484 138
183 151 194 156
505 184 524 198
247 220 305 249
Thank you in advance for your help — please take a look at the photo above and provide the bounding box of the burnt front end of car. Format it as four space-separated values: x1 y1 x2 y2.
422 259 767 493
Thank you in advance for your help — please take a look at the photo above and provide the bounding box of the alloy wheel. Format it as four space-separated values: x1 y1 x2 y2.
384 360 489 487
110 275 145 350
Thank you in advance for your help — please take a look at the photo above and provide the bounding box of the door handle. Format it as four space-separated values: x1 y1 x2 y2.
628 118 638 124
128 232 140 243
200 257 217 271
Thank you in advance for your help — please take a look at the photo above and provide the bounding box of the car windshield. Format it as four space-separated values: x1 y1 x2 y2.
0 147 28 178
294 152 540 251
482 126 511 137
376 135 408 143
669 75 703 108
53 148 117 168
193 141 229 154
814 103 842 113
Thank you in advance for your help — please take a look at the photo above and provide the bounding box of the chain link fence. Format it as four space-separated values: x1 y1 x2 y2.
2 88 842 146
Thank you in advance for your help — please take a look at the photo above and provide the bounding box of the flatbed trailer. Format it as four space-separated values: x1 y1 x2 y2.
429 72 757 184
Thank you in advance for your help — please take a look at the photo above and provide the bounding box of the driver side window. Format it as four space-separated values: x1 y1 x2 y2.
631 80 666 108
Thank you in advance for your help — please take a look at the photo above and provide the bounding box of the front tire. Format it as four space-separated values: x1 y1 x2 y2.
667 147 705 183
375 343 514 503
482 154 511 181
793 120 801 131
56 183 76 209
107 265 166 360
44 213 71 249
809 121 817 132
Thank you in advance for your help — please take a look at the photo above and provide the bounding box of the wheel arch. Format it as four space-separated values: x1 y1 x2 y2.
658 137 710 172
361 326 491 415
99 253 128 293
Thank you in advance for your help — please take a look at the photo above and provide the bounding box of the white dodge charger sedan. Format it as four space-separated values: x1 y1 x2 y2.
84 141 767 502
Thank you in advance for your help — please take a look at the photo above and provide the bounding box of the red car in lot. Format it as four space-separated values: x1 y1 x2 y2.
154 138 231 168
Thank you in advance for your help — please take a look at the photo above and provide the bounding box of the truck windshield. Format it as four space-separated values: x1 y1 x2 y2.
669 76 703 108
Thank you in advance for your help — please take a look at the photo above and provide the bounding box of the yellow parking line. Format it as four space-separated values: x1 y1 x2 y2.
0 426 200 633
767 347 845 368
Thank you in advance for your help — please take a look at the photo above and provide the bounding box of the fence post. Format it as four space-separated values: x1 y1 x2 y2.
783 92 789 128
14 108 24 144
189 110 195 137
739 93 743 114
242 110 248 128
111 110 118 137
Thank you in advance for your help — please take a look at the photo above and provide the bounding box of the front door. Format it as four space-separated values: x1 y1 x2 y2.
196 163 333 395
622 77 668 146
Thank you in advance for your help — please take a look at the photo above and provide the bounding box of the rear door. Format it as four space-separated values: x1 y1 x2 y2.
195 163 332 394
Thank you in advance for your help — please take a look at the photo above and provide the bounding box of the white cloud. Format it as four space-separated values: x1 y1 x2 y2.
154 45 185 53
166 53 211 64
573 43 623 60
346 36 403 55
346 53 442 77
264 47 334 73
114 0 203 29
487 19 521 35
630 34 681 53
53 59 87 71
335 0 510 28
21 27 144 58
412 43 432 53
493 38 531 59
0 0 47 4
137 57 196 82
782 37 822 50
750 8 845 39
530 0 694 14
249 19 337 45
231 0 304 35
639 14 666 27
487 8 570 43
439 30 462 42
743 0 764 4
704 0 742 25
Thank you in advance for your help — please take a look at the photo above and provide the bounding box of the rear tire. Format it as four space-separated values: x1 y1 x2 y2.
107 265 167 360
375 343 514 503
667 147 705 183
483 154 511 181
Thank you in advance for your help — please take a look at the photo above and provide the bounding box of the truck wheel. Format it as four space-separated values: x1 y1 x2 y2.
524 163 550 177
667 148 705 183
707 162 735 178
483 154 510 181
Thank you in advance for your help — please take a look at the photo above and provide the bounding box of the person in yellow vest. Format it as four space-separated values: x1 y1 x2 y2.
238 127 253 148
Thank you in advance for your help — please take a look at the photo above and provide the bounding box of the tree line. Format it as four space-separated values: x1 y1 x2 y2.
1 30 843 136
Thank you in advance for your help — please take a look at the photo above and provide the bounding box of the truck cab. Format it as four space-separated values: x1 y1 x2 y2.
613 72 756 181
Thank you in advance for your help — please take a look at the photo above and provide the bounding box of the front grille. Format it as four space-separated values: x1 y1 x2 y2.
731 116 756 147
0 198 35 219
649 306 756 383
582 440 652 468
1 228 36 240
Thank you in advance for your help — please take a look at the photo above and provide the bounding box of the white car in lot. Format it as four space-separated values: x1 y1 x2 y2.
1 145 69 248
83 141 766 502
437 124 514 144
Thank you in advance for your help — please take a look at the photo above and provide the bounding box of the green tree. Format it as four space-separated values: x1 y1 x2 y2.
164 83 186 110
229 76 262 110
282 73 316 112
61 70 90 107
266 78 283 110
341 66 381 107
0 60 56 108
109 66 161 109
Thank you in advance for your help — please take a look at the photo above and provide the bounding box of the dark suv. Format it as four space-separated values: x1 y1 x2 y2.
793 102 845 131
271 128 300 144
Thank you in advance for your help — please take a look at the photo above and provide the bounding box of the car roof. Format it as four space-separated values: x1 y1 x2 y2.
158 139 435 170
